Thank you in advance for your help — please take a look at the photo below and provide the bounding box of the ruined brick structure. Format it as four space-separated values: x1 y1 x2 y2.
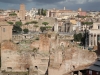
0 21 13 43
1 33 97 75
19 4 26 21
39 33 50 51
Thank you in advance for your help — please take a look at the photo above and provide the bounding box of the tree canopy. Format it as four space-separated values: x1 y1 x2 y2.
74 33 82 42
42 22 49 26
40 26 46 33
46 26 52 31
81 22 93 25
15 21 22 26
7 21 13 25
34 25 39 28
9 12 17 16
31 21 38 24
25 22 30 25
76 15 92 18
13 25 22 33
34 25 39 31
23 29 29 34
38 9 47 16
25 21 38 25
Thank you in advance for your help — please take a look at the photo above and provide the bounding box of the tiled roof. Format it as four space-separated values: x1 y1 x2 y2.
89 59 100 71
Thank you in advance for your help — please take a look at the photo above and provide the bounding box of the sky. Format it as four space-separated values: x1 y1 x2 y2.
0 0 100 11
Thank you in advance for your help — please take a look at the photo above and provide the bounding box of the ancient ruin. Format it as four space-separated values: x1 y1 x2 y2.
0 32 97 75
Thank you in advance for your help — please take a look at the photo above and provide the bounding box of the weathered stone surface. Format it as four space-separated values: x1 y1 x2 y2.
1 40 49 75
1 40 18 50
39 33 50 51
1 33 98 75
49 46 97 75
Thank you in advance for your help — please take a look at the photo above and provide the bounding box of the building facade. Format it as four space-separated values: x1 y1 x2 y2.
0 21 13 43
19 4 26 21
47 8 78 19
89 22 100 47
26 8 38 20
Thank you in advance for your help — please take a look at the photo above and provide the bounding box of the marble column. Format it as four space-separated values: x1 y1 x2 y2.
92 34 94 46
95 34 97 46
71 72 73 75
78 71 82 75
89 34 91 47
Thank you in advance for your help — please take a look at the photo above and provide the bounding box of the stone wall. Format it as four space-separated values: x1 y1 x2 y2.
1 33 98 75
1 40 49 75
48 44 97 75
39 33 50 51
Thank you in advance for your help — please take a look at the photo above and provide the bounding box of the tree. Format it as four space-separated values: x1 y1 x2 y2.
41 8 44 15
9 12 17 16
81 31 89 46
42 22 49 26
74 33 82 42
13 25 22 33
15 21 22 27
25 22 30 29
31 21 38 24
7 21 13 25
23 29 29 34
81 22 93 25
37 9 47 16
46 26 52 31
38 9 41 15
77 33 82 41
34 25 39 31
43 9 47 16
40 26 46 33
25 22 30 25
30 21 38 31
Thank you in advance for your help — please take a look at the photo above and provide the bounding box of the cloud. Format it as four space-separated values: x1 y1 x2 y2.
0 0 100 10
0 0 99 5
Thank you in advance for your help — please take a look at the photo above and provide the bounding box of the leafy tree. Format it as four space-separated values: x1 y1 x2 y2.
23 29 29 34
9 12 17 16
46 26 52 31
43 9 46 16
74 33 82 42
25 22 30 29
7 21 13 25
13 25 22 33
35 37 39 40
42 22 49 26
37 9 47 16
34 25 39 31
76 15 86 18
81 22 93 25
41 8 44 15
31 21 38 24
77 33 82 41
38 9 41 15
25 22 30 25
15 21 22 27
40 26 46 33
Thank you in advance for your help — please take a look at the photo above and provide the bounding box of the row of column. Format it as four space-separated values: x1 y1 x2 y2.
89 34 100 47
71 71 82 75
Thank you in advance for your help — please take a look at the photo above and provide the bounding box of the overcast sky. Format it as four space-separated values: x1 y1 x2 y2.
0 0 100 11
